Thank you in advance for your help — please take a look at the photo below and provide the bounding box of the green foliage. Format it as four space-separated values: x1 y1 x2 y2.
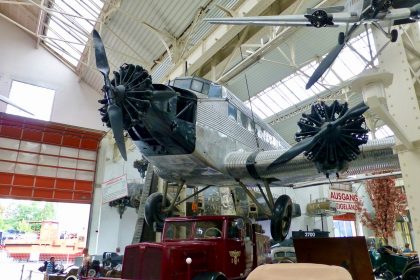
0 201 56 233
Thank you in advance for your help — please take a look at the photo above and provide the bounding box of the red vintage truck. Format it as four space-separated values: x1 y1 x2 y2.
86 215 271 280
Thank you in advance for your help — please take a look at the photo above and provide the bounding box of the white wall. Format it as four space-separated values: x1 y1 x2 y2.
88 136 144 255
0 17 103 131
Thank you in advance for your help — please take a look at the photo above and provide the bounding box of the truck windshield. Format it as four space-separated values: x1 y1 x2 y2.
194 221 223 239
164 222 193 240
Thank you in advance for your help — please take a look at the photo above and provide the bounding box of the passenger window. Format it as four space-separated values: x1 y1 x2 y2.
248 119 254 132
256 124 261 138
240 112 248 129
228 104 237 121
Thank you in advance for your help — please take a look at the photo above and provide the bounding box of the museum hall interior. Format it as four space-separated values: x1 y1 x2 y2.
1 0 420 279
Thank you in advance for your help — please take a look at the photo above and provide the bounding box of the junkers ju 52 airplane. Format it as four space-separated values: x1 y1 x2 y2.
92 30 397 241
205 0 420 89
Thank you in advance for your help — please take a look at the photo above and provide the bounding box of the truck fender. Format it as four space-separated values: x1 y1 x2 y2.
192 271 228 280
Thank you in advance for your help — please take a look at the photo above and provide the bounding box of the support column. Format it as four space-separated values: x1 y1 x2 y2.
371 24 420 251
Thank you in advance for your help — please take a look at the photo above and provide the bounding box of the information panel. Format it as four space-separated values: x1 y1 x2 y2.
102 175 128 204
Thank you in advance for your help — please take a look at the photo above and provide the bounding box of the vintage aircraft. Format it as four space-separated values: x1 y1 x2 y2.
92 30 397 241
205 0 420 89
0 94 33 115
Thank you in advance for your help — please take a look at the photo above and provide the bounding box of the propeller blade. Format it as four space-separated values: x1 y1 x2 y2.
306 42 345 89
268 137 316 169
108 104 127 161
0 95 34 115
306 22 360 90
331 102 369 128
92 30 110 77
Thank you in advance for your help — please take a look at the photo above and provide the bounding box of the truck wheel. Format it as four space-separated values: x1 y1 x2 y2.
65 276 77 280
402 266 420 280
192 272 227 280
270 195 292 241
145 192 171 231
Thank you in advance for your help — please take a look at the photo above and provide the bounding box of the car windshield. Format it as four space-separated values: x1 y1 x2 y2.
194 221 223 239
164 222 193 240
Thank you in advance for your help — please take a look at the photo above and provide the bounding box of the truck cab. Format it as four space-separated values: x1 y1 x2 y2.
119 216 270 280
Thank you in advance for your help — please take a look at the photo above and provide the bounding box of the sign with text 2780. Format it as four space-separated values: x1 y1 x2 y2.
329 189 359 213
102 175 128 204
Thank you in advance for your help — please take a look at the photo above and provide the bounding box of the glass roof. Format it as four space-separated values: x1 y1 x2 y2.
245 31 377 119
370 125 395 139
43 0 104 67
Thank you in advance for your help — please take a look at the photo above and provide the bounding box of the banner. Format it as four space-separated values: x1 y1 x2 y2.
102 175 128 204
329 189 359 213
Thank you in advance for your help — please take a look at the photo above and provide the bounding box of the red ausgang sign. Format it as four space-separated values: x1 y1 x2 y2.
329 190 359 213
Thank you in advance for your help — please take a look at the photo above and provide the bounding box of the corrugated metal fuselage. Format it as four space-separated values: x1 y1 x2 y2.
144 92 286 185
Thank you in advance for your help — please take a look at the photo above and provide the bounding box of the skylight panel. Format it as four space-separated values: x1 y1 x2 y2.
251 98 274 117
43 0 104 67
264 89 286 111
375 125 394 139
249 105 267 119
259 93 282 113
276 82 301 105
247 31 379 120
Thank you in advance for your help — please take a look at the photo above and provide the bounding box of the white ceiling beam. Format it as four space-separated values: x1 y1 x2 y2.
216 0 328 84
0 1 33 5
35 0 44 48
165 0 279 82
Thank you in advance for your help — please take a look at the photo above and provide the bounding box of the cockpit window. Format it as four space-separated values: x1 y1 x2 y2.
202 83 210 95
209 85 222 98
191 79 203 92
173 77 222 98
173 78 192 90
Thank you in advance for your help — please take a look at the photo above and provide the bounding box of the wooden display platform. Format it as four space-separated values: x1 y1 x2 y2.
293 236 374 280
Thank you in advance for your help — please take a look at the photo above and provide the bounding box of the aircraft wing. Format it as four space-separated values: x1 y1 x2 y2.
205 12 359 27
224 138 398 186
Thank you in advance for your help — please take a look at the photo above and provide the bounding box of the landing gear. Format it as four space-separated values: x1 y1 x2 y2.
144 192 171 231
390 29 398 42
270 195 293 241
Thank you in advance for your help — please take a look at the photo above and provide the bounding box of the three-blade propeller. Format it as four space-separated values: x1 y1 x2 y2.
268 101 369 170
92 30 127 161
